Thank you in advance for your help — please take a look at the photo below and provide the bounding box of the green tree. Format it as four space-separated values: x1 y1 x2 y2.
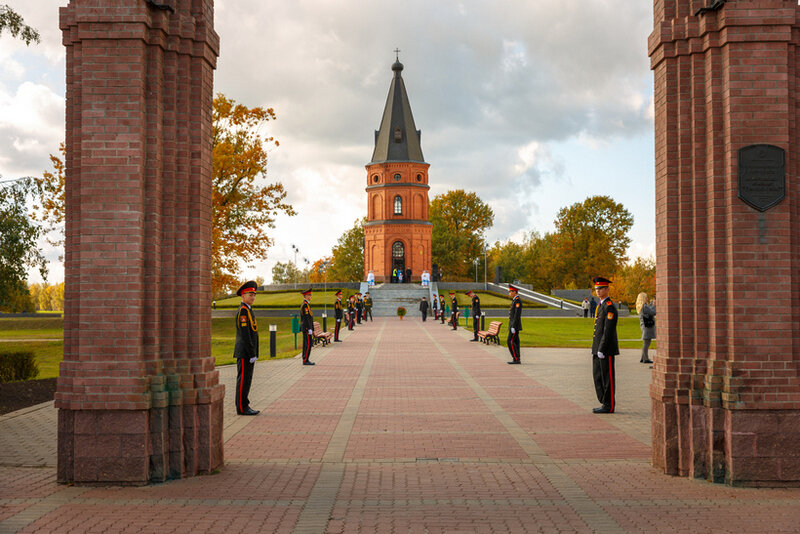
329 218 365 282
486 240 526 284
0 178 46 312
0 5 40 45
549 195 633 288
271 261 303 285
430 190 494 280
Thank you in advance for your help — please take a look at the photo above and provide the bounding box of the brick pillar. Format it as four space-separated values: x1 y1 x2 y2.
56 0 223 485
649 0 800 486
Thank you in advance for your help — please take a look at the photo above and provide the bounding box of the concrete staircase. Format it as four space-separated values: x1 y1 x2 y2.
364 283 436 317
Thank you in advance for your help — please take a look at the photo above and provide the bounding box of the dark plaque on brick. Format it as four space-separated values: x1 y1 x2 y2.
738 144 785 212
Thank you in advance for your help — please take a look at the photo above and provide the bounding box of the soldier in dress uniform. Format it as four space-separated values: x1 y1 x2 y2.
468 290 481 341
234 281 260 415
356 292 364 324
333 290 343 342
364 292 373 322
591 276 619 413
450 292 458 330
432 294 439 320
347 295 356 330
439 294 446 324
507 284 523 364
300 288 315 365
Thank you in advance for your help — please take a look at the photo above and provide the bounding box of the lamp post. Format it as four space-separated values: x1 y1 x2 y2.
483 244 487 290
291 244 299 289
473 257 479 283
304 258 310 283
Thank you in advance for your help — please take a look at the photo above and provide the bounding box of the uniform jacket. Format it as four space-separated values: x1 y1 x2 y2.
364 296 373 309
471 295 481 317
234 303 258 359
432 298 438 311
592 298 619 355
451 296 458 314
334 298 343 319
508 295 523 332
356 297 363 310
300 299 314 332
639 303 656 340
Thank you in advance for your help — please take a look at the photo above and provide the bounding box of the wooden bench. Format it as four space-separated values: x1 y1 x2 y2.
478 321 502 345
313 321 332 346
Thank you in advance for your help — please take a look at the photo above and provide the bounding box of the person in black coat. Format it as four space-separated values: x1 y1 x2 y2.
333 290 343 342
450 292 458 330
439 295 446 324
591 277 619 413
507 284 523 364
234 281 259 415
468 290 481 341
300 288 315 365
419 296 428 321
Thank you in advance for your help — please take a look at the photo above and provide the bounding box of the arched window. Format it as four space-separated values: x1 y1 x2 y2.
392 241 404 259
394 195 403 215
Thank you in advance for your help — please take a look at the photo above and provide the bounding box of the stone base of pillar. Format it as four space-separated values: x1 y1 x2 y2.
57 398 223 486
653 400 800 487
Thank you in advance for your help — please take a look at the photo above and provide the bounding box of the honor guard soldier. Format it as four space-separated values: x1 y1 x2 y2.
432 294 439 320
356 292 364 324
333 290 343 342
468 290 481 341
591 276 619 413
507 284 522 364
300 288 315 365
450 292 458 330
347 295 355 330
234 281 259 415
364 292 373 322
439 294 446 324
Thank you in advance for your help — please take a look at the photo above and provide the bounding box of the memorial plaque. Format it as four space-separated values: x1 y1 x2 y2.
738 144 785 212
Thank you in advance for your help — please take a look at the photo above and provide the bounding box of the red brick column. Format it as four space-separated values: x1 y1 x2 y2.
649 0 800 486
56 0 223 485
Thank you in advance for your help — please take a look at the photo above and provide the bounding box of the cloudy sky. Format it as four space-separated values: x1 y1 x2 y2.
3 0 656 284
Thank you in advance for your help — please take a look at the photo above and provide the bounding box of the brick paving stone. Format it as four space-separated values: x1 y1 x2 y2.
1 317 799 533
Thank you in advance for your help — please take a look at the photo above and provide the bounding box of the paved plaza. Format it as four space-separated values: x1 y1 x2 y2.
1 317 798 533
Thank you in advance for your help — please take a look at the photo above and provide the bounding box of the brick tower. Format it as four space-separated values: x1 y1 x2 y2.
56 0 223 484
649 0 800 486
364 58 432 283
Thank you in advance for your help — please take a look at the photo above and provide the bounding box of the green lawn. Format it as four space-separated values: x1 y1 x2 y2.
1 315 654 381
214 289 355 308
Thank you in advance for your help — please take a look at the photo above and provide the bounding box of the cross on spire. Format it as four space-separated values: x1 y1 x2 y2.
394 48 401 61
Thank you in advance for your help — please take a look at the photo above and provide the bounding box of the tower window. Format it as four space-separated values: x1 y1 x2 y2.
394 195 403 215
372 175 379 184
393 173 402 181
416 173 422 182
394 127 402 143
392 241 404 258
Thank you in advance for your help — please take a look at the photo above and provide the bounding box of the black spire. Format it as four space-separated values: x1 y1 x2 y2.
371 56 424 163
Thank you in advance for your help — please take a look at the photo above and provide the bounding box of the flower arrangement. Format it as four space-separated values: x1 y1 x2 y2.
396 306 407 319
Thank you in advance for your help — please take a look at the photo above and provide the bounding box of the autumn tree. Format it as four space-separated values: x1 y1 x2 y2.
272 261 304 285
486 240 526 284
329 218 365 282
30 143 65 252
430 190 494 280
0 5 40 45
548 195 633 288
0 179 46 312
212 94 295 295
612 257 656 308
308 257 332 284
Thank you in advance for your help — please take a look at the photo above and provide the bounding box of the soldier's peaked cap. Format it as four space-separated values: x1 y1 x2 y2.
335 290 342 296
593 277 612 288
508 284 520 292
237 281 258 296
301 288 312 296
466 290 474 296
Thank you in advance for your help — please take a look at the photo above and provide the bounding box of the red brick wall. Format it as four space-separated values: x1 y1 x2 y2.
364 161 432 281
650 0 800 486
57 0 223 485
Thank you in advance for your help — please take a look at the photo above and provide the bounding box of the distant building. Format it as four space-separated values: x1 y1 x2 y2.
363 57 432 283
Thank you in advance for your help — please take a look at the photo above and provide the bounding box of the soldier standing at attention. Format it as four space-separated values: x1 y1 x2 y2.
468 290 481 341
364 292 373 322
450 292 458 330
356 292 364 324
507 284 522 364
300 288 315 365
234 281 260 415
591 276 619 413
333 290 343 342
347 295 355 330
439 294 446 324
432 294 439 320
